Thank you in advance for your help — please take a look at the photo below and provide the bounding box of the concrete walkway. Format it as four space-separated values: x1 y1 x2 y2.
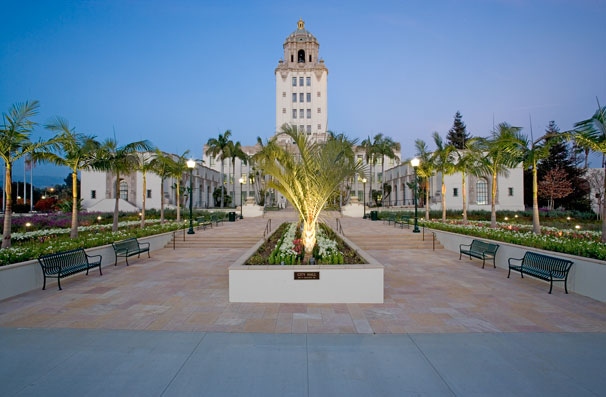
1 327 604 396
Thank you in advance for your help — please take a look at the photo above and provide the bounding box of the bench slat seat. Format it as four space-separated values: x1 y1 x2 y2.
112 237 150 266
508 251 573 294
394 216 410 229
38 248 102 290
459 240 500 268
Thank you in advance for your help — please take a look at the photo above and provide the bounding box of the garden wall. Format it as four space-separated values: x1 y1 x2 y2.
431 228 606 302
0 231 174 301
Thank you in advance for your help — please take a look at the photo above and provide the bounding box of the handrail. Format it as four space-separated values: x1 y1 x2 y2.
336 218 344 235
263 219 272 239
172 228 186 250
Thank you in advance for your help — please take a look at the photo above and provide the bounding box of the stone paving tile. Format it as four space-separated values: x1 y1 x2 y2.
1 215 605 334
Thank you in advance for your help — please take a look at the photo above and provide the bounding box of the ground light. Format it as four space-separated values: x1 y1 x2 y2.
239 177 244 219
361 177 367 219
411 157 420 233
575 225 581 230
187 159 196 234
504 216 509 221
25 222 31 228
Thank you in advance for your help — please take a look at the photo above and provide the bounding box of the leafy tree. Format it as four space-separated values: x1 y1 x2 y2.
227 140 248 208
446 111 471 149
42 117 101 238
539 167 573 210
205 130 231 208
149 149 177 223
431 132 456 221
413 139 434 220
167 151 190 222
213 186 231 207
134 151 155 227
0 101 55 248
453 140 483 222
375 135 400 204
360 134 381 207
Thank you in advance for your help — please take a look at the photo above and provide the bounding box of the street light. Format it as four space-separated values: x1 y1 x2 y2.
361 178 367 219
238 177 244 219
186 159 196 234
411 157 420 233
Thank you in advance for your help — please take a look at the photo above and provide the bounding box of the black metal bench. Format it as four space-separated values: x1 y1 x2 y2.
38 248 102 290
383 214 396 225
211 213 225 226
394 216 410 229
459 239 500 268
196 217 213 230
508 251 574 294
112 237 150 266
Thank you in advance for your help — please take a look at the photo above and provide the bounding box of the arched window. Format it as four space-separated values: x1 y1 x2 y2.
476 179 488 205
298 49 305 63
119 180 128 201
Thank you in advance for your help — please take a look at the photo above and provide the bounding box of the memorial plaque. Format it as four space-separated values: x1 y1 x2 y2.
294 271 320 280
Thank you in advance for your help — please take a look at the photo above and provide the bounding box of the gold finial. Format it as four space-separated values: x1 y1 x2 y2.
297 18 304 30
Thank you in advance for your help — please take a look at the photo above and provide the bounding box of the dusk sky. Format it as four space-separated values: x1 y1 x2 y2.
1 0 605 185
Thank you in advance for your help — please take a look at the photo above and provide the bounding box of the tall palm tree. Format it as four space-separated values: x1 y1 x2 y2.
475 123 523 228
42 117 101 238
453 141 483 223
414 139 434 221
431 132 456 221
375 135 400 205
257 125 364 254
360 135 379 207
134 151 155 228
96 138 154 232
0 101 54 248
572 102 606 241
149 149 177 224
328 131 358 206
228 140 248 208
168 151 190 222
205 130 231 208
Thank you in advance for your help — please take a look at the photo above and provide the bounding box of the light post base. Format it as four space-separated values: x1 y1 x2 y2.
187 227 195 235
412 225 420 233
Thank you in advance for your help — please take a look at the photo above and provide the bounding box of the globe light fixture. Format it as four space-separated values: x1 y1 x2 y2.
187 159 196 234
411 158 420 233
504 217 509 221
361 177 367 219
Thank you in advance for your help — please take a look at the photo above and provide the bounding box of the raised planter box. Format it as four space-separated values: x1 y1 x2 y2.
430 228 606 302
229 234 384 303
0 230 175 301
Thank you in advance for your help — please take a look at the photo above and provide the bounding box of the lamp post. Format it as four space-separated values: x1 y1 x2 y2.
411 157 420 233
361 178 367 219
187 159 196 234
238 177 244 219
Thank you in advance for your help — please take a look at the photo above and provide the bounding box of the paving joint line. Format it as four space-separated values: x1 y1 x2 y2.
160 332 207 396
407 333 457 397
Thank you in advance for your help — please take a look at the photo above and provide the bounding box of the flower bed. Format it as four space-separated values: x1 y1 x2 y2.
10 219 163 241
423 220 606 260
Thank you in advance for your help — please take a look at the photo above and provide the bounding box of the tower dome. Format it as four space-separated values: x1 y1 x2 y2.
284 19 318 45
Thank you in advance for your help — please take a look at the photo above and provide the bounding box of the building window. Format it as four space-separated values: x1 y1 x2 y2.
317 91 321 97
147 189 152 199
291 54 294 62
306 125 311 134
298 49 305 63
378 173 383 183
306 77 311 86
306 93 311 102
282 92 286 97
292 93 297 102
453 188 458 197
292 77 296 86
91 190 96 199
357 155 363 163
299 109 304 118
477 179 488 205
508 187 514 196
309 55 312 62
317 124 321 130
317 107 321 113
292 109 297 119
282 108 286 114
119 180 128 201
307 109 311 119
299 77 304 86
241 173 247 184
299 93 304 102
299 125 304 132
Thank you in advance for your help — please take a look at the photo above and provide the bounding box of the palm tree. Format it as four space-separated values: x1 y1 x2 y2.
228 140 248 208
360 135 379 207
42 117 101 238
431 132 456 221
96 138 154 232
414 139 434 221
453 141 483 223
205 130 231 208
134 151 155 228
572 102 606 241
475 123 523 228
257 125 365 254
149 149 177 224
0 101 55 248
375 135 400 205
168 151 190 222
328 131 358 206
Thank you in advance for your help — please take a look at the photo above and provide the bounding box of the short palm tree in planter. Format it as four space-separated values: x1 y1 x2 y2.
256 125 365 256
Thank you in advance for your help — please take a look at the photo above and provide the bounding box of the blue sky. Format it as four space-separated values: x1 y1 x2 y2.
1 0 605 185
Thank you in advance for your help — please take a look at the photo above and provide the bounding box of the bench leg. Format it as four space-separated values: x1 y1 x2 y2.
549 277 553 294
147 251 150 258
482 258 485 269
459 252 462 260
99 264 103 276
507 268 511 278
493 258 496 269
125 256 129 266
42 275 46 290
57 277 62 291
114 253 118 266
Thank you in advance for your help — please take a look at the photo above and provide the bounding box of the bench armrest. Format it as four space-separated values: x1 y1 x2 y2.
139 241 150 249
459 243 471 250
86 254 102 263
508 257 524 266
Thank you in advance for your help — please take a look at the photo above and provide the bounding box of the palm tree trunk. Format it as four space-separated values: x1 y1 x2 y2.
381 159 385 206
176 179 181 222
232 159 236 208
490 171 497 228
532 162 541 234
220 161 224 208
425 177 430 221
160 178 165 224
141 171 146 228
369 161 373 207
70 170 78 238
584 149 589 169
462 172 467 223
2 163 13 248
113 173 120 232
441 175 446 221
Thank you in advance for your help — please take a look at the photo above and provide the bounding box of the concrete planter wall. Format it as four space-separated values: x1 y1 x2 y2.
0 231 175 301
229 233 384 303
431 228 606 302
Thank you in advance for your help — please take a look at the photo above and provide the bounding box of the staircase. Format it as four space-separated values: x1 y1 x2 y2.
346 229 443 251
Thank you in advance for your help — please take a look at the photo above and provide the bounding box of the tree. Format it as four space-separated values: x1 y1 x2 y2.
227 140 248 208
539 167 573 210
375 135 400 205
168 151 190 222
256 125 364 255
431 132 455 221
42 117 101 238
446 111 471 149
205 130 231 208
96 138 154 232
475 123 523 228
453 141 483 222
134 151 155 228
413 139 435 221
571 101 606 241
360 134 380 207
149 149 177 224
587 170 604 219
0 101 55 248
